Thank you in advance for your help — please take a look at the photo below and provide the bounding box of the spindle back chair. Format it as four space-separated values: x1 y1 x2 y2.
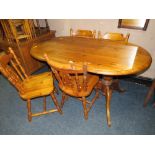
0 48 62 122
44 54 99 120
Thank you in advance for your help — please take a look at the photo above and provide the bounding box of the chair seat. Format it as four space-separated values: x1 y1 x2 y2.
20 72 54 100
59 74 99 97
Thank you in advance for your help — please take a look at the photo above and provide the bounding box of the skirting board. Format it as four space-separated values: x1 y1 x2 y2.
122 76 153 87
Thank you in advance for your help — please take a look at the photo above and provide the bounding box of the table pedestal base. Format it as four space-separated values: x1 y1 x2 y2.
97 77 125 127
111 79 126 93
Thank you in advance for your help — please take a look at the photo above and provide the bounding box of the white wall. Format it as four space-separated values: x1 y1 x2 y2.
48 19 155 79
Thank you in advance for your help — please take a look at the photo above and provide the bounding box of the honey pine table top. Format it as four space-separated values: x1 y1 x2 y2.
30 36 152 76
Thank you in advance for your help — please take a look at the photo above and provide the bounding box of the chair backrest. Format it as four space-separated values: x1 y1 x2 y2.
98 31 130 43
44 54 88 92
0 48 28 93
70 28 96 38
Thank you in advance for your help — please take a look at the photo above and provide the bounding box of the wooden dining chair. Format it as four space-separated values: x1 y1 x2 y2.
98 31 130 44
44 54 99 120
70 28 96 38
0 48 62 122
144 79 155 107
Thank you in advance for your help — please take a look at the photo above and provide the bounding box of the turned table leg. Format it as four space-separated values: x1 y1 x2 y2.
102 77 113 127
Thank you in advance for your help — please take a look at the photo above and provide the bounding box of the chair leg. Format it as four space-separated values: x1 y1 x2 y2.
95 86 100 99
43 96 46 111
82 97 88 120
87 88 99 113
27 99 32 122
50 93 63 114
54 87 59 95
61 92 66 108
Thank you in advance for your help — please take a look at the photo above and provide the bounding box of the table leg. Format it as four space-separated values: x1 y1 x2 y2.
103 77 113 127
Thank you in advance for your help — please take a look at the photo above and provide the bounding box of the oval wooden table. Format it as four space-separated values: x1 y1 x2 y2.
30 36 152 127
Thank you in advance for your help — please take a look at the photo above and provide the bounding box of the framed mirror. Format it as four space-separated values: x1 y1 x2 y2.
118 19 149 31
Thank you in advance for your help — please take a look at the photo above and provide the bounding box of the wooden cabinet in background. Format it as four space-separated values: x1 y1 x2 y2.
0 19 56 75
18 31 56 75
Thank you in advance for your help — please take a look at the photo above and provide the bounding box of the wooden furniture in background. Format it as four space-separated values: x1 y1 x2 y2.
98 31 130 44
44 54 99 120
30 37 152 126
144 80 155 107
0 19 56 75
35 19 50 35
0 23 5 40
0 48 62 122
70 28 96 38
1 20 33 44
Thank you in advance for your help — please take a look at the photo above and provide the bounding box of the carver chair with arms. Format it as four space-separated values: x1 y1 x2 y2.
0 48 62 122
44 54 99 120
